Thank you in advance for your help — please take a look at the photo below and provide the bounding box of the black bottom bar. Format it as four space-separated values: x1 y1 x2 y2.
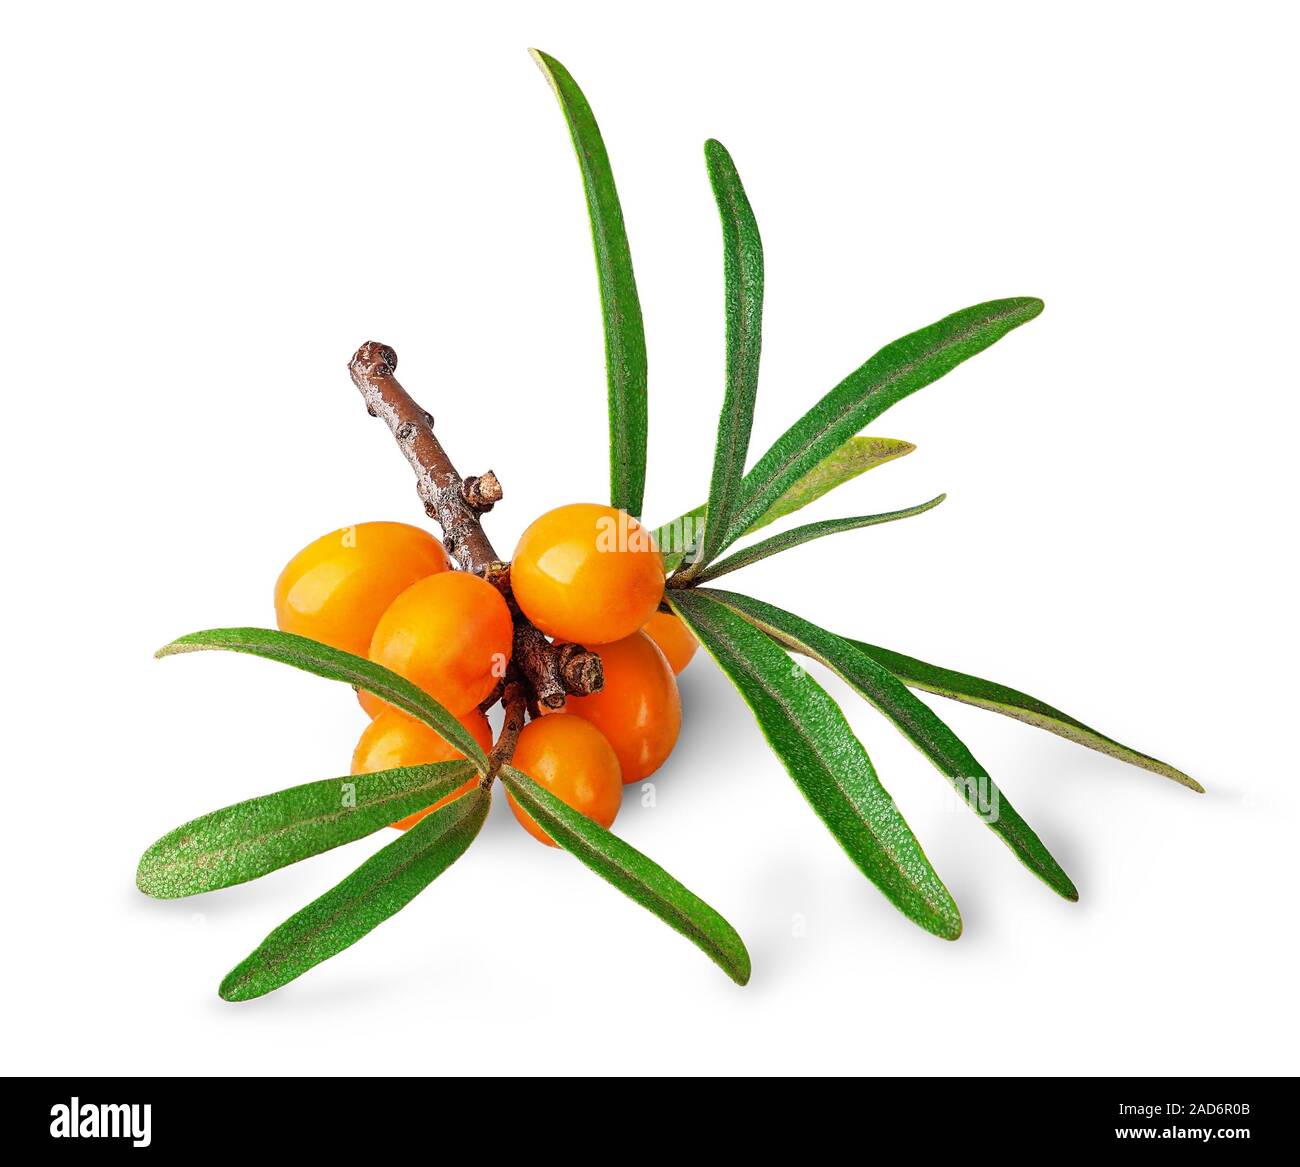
10 1075 1288 1152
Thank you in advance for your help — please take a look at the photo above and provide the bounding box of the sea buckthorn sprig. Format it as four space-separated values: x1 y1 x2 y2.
138 48 1200 1003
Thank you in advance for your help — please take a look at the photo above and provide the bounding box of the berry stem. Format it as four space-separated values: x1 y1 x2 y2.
348 341 604 711
486 676 528 782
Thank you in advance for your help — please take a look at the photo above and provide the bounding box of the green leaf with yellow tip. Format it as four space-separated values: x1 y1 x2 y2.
756 435 917 530
655 435 916 571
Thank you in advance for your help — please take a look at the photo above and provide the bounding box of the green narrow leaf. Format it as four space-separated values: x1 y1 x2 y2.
137 760 478 899
654 435 916 571
532 49 648 517
501 766 750 985
754 435 917 530
156 628 489 771
704 589 1078 900
719 297 1044 551
694 494 946 583
667 589 961 940
676 139 765 578
219 786 489 1002
848 639 1204 792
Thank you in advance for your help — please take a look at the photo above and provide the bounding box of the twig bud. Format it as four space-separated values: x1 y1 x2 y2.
463 471 504 511
555 642 605 696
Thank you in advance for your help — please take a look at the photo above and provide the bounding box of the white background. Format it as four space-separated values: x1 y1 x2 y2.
3 1 1297 1077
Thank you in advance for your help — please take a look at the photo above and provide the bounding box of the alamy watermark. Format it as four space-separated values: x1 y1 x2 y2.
598 511 702 560
50 1098 151 1147
939 775 1000 823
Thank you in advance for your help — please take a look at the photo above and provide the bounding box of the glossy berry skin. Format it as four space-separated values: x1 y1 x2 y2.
510 503 664 645
566 631 681 783
362 571 513 717
351 708 492 830
640 610 698 675
275 522 451 658
507 714 622 847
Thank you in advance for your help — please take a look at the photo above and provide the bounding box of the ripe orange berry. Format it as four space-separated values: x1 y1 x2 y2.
351 708 493 830
640 610 698 674
510 503 664 645
275 522 451 658
506 714 622 846
362 571 513 718
566 631 681 783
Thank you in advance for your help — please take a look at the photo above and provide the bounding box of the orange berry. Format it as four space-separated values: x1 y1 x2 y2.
510 503 664 645
352 708 491 830
566 631 680 783
506 715 622 846
362 571 513 718
351 708 493 830
275 522 451 658
641 610 698 674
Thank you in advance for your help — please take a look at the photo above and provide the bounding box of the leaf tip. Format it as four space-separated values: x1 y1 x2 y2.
1163 764 1205 793
218 968 258 1004
1161 764 1205 793
154 635 199 659
703 137 728 163
134 858 158 897
723 938 753 986
935 908 964 941
914 897 964 942
528 47 561 89
1048 867 1081 902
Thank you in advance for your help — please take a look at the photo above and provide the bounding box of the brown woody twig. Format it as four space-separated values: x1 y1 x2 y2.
348 341 603 710
486 676 528 780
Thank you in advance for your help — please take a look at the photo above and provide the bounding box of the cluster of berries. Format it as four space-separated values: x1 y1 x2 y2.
274 504 696 844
